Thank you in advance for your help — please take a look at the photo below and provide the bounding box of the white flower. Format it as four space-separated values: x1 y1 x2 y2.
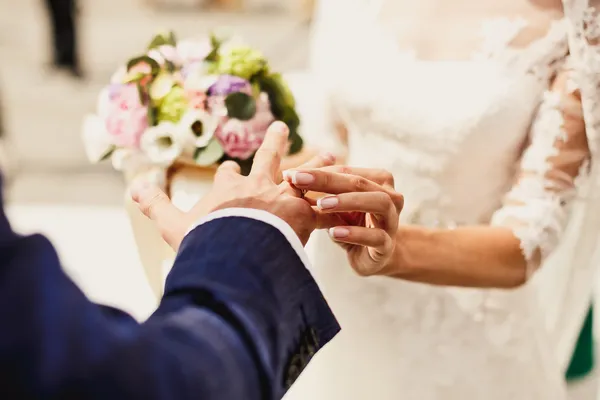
140 122 184 166
177 39 212 64
81 114 113 163
148 45 180 66
184 73 219 92
177 109 219 149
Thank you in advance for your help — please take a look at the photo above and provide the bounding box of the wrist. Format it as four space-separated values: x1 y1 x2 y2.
383 225 433 278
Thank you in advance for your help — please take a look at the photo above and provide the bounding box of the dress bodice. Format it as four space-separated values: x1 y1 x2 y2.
340 60 543 227
324 6 569 229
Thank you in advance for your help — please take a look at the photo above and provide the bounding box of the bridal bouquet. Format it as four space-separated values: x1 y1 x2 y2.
82 31 302 175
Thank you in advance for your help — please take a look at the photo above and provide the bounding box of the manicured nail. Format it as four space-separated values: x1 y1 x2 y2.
284 171 314 186
129 181 151 200
271 121 288 134
329 227 350 239
317 196 338 209
322 152 336 163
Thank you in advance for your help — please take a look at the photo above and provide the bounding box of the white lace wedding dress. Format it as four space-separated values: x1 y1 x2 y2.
279 0 600 399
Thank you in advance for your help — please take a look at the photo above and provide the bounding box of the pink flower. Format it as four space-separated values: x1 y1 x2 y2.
216 119 263 160
206 95 228 117
129 61 152 75
105 84 148 148
214 94 276 160
185 89 207 110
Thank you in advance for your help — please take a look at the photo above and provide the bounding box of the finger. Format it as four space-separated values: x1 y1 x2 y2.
281 152 336 194
316 166 395 188
316 192 398 234
250 121 289 181
278 153 336 198
278 181 304 198
314 210 349 230
284 170 381 193
297 152 336 169
216 160 241 177
317 192 392 215
284 170 404 212
130 181 187 247
328 226 393 250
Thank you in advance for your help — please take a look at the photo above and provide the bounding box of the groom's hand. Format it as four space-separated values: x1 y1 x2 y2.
131 121 333 249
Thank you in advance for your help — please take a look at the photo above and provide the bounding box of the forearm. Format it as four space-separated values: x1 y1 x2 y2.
387 225 528 288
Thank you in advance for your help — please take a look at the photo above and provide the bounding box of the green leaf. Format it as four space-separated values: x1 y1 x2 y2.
135 81 146 105
164 60 176 73
255 74 291 120
270 73 296 108
126 55 161 75
147 31 177 50
205 33 223 63
255 74 301 137
237 158 253 176
99 145 116 161
287 128 304 155
147 107 157 126
194 139 225 166
225 92 257 121
123 71 148 84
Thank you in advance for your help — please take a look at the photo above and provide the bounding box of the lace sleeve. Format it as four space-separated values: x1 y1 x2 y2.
490 62 591 274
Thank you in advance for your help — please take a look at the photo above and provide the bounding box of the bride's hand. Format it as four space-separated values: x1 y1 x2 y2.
283 167 403 276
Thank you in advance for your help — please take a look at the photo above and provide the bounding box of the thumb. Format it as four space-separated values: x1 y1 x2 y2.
130 181 187 249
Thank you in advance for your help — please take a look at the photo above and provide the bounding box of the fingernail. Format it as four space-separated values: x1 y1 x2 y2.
271 121 288 134
317 196 338 209
322 152 336 163
129 181 151 201
329 227 350 239
284 171 314 186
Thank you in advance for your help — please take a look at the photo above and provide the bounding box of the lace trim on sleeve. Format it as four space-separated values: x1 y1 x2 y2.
491 64 591 275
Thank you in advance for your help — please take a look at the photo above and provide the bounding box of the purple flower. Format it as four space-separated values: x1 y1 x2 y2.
208 75 252 96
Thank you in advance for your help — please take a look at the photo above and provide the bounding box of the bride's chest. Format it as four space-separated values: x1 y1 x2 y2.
336 63 546 223
338 62 543 166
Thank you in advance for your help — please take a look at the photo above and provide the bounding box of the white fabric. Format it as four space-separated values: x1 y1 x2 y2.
281 1 600 399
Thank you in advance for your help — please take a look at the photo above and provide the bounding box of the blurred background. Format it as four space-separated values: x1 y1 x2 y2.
0 0 598 398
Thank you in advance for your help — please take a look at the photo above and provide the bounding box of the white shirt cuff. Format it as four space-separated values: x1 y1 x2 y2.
185 208 312 271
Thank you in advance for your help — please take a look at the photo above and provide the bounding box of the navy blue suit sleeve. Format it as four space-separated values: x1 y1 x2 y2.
0 215 339 400
163 216 340 397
